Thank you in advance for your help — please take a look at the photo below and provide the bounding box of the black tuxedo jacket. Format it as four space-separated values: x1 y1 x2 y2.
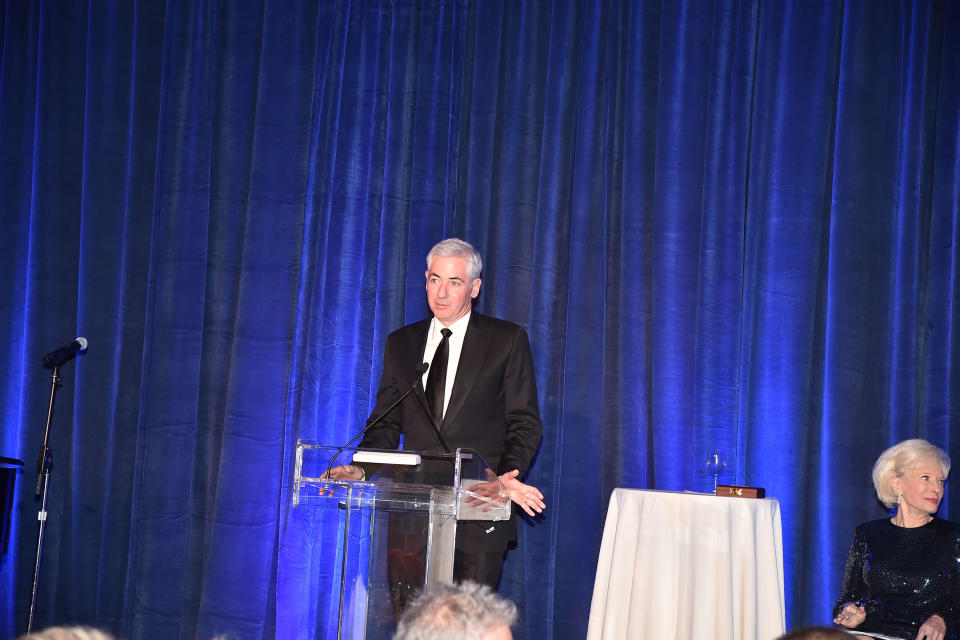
359 312 543 552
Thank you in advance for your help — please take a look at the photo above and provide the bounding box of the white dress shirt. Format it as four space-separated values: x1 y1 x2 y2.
421 312 470 419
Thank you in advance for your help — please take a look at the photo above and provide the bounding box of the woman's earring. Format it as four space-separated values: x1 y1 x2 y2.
897 492 902 505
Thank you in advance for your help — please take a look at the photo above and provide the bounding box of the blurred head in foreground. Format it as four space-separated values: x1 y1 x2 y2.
19 627 114 640
393 580 517 640
776 626 854 639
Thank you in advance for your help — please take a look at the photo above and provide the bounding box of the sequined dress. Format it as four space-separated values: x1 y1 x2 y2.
833 517 960 640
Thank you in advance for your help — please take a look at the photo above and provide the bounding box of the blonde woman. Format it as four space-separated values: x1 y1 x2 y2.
833 439 959 640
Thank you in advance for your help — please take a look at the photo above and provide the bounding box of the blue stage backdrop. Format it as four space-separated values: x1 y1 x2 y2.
1 1 958 638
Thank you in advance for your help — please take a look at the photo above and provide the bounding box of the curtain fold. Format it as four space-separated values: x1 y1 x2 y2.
1 1 958 638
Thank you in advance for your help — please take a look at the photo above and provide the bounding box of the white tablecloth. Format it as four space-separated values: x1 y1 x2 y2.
587 489 785 640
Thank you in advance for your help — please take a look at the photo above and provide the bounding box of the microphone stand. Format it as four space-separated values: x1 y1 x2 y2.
322 365 428 481
26 365 61 633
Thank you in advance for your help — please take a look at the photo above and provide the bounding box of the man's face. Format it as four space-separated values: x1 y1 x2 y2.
425 255 481 326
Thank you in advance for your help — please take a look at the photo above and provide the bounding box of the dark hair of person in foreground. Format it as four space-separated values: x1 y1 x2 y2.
776 626 855 639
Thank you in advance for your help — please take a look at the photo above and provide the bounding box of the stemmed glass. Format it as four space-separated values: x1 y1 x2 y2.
705 449 727 492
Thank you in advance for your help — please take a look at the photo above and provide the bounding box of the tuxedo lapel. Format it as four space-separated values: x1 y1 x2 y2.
442 313 492 428
408 321 437 427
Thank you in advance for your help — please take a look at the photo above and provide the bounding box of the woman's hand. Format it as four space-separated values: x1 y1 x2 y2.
915 614 946 640
833 603 865 629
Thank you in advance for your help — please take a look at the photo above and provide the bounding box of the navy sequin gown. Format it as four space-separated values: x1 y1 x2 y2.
834 518 960 640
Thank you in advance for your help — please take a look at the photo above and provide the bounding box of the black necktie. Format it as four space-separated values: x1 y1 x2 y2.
426 328 452 422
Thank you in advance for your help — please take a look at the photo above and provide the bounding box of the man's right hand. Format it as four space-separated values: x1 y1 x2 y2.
323 464 365 481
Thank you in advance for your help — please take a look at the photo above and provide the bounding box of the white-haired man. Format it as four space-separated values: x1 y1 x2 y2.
330 238 545 589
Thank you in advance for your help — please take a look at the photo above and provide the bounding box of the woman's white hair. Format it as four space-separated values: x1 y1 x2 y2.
426 238 483 281
871 439 950 508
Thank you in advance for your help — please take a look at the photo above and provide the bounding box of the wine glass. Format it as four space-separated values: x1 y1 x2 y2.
705 449 727 492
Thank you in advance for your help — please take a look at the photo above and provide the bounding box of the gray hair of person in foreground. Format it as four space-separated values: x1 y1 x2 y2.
393 580 517 640
776 626 856 639
18 627 115 640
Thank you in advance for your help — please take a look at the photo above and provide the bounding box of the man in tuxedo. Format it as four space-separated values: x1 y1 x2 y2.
330 238 545 588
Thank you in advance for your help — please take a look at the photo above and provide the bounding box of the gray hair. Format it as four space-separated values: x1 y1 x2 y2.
393 581 517 640
872 439 950 508
426 238 483 281
18 628 115 640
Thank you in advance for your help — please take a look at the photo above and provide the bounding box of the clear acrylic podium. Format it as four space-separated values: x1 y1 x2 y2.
293 440 511 639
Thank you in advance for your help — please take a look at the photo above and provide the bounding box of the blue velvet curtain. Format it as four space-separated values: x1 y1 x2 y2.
1 1 958 638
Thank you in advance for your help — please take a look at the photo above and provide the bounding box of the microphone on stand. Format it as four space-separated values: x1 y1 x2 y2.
323 362 430 481
28 336 88 633
42 337 88 369
35 337 90 495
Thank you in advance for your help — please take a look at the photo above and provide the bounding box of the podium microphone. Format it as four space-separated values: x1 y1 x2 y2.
323 362 429 480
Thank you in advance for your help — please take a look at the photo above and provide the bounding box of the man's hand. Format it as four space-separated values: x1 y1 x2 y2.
497 469 545 517
463 469 545 516
464 471 511 510
323 464 364 481
916 614 946 640
833 603 865 629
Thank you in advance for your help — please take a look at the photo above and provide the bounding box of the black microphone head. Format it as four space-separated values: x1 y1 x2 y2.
42 337 89 368
417 362 430 375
